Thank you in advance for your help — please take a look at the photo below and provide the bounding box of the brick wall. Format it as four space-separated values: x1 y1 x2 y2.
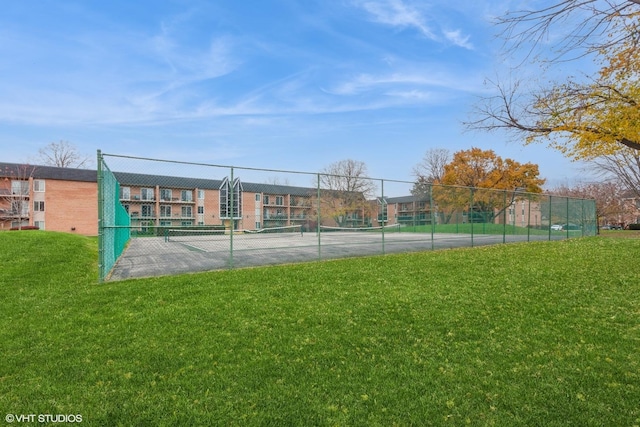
45 180 98 235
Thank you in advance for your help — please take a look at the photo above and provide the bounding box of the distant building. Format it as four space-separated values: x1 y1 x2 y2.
0 162 367 235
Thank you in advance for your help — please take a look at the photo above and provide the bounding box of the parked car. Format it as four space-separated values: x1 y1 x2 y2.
550 224 563 231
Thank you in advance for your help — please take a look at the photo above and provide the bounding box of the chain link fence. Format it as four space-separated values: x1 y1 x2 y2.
98 152 597 282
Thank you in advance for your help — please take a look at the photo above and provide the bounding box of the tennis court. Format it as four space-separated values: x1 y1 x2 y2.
107 225 555 280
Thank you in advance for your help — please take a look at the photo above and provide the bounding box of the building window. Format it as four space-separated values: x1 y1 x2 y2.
34 180 45 192
141 205 154 217
181 221 193 227
263 195 270 205
197 206 204 214
120 186 131 200
182 206 193 218
160 220 172 227
276 196 284 206
34 221 45 230
160 189 172 201
255 194 261 202
33 201 45 212
181 190 193 202
160 205 172 218
255 222 261 229
141 188 154 201
198 189 205 200
11 180 29 195
219 177 243 219
378 198 388 222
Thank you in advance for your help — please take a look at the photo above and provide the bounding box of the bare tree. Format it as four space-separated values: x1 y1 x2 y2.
0 163 36 230
411 148 451 197
264 176 291 186
412 148 450 184
38 141 91 168
591 149 640 198
497 0 640 63
317 159 377 227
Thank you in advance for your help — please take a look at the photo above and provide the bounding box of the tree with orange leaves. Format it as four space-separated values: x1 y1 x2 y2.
428 148 545 223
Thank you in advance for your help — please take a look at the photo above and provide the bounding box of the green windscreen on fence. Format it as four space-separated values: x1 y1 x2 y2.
98 152 131 281
97 152 598 282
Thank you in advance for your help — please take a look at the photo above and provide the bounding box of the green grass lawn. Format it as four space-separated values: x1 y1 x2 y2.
1 231 638 426
398 222 583 237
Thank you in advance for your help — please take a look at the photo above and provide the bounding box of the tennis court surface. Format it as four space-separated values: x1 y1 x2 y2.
108 226 557 280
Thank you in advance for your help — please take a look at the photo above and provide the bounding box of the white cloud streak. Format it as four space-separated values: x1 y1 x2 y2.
354 0 474 49
358 0 436 39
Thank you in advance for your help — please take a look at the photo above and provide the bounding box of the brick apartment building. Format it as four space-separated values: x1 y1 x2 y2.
0 162 376 235
0 163 98 234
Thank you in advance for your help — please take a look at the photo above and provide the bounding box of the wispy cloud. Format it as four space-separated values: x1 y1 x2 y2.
443 29 473 50
326 70 478 96
354 0 474 49
357 0 436 39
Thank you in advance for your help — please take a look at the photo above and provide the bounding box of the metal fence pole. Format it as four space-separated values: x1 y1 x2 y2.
229 167 234 269
317 173 321 260
548 195 553 241
430 184 435 250
566 196 570 239
470 188 474 247
381 179 385 255
97 150 104 282
527 193 532 242
503 189 507 244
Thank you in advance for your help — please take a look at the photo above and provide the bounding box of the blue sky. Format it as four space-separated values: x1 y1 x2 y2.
0 0 593 186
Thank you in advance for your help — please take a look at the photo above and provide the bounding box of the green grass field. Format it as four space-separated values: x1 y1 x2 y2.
398 222 584 237
1 231 638 426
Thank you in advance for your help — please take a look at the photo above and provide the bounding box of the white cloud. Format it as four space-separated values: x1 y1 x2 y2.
356 0 436 39
327 71 472 96
443 29 473 50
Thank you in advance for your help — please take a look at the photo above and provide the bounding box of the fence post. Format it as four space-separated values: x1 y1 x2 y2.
548 195 553 241
317 173 321 260
527 193 532 242
381 180 385 255
97 150 104 283
229 167 234 269
503 189 507 244
430 184 435 250
470 188 474 247
566 197 570 239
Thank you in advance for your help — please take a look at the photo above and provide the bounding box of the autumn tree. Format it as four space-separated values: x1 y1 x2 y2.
427 148 545 223
468 1 640 159
317 159 377 227
38 141 91 168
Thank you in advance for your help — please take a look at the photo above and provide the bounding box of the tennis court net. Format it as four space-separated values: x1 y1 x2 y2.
165 224 302 243
318 224 401 234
